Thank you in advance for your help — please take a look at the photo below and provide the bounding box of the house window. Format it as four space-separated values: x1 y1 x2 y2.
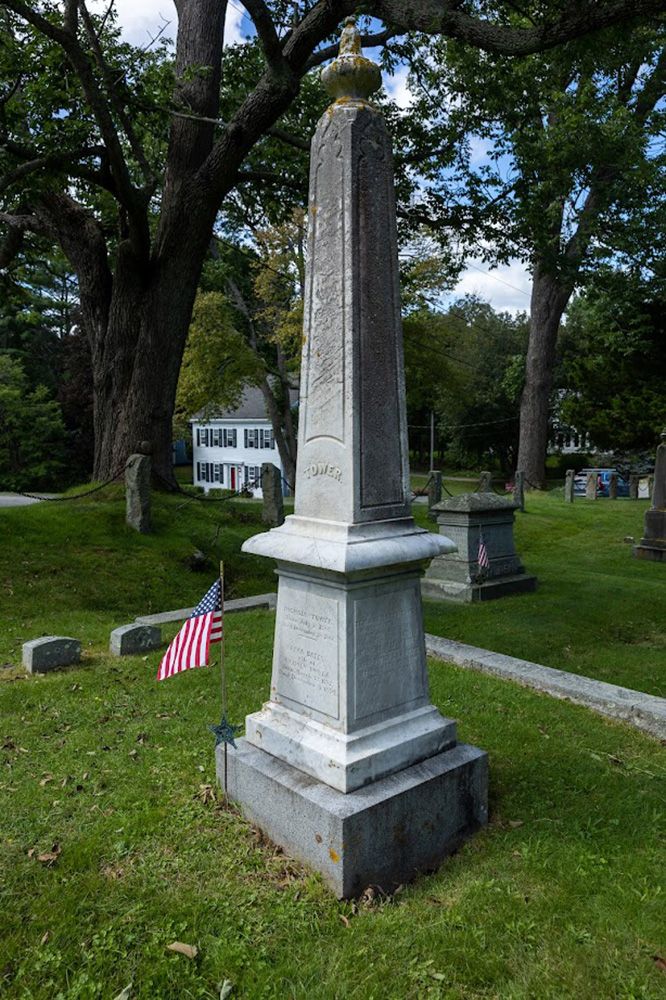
223 428 237 448
245 465 261 486
244 428 260 448
259 428 275 449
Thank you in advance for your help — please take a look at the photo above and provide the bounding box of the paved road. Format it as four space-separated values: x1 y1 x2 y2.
0 493 59 507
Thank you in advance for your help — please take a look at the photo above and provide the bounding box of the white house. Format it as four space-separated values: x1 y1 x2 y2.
191 385 296 497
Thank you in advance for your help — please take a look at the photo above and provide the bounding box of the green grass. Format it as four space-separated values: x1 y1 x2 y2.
412 491 665 696
1 611 665 999
0 486 665 997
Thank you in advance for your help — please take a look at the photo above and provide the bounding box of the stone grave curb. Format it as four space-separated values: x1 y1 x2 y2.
425 634 666 740
134 592 276 626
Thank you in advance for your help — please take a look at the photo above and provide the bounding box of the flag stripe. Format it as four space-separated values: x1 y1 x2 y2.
156 579 223 681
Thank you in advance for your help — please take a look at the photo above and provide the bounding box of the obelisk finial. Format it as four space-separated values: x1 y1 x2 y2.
321 16 382 103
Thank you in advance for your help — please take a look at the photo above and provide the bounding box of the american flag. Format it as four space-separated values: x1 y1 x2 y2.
156 579 223 681
477 532 490 572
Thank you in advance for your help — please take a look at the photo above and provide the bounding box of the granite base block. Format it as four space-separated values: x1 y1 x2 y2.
632 541 666 562
421 573 537 603
218 739 488 898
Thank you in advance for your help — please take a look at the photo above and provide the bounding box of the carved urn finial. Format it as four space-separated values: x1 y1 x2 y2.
321 16 382 103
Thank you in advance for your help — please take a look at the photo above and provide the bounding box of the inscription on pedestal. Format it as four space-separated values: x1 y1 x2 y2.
353 585 425 720
276 594 340 719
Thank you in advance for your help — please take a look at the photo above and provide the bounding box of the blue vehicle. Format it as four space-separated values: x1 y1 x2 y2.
573 468 630 498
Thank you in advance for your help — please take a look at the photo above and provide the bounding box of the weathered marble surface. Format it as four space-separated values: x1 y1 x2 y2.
423 492 536 603
221 738 488 898
125 453 152 533
109 624 161 656
261 462 284 527
235 19 486 888
23 636 80 673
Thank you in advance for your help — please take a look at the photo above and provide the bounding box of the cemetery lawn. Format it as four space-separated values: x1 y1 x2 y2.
0 609 665 1000
416 491 666 697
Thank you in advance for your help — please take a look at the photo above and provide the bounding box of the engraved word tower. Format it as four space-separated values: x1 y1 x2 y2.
221 20 487 897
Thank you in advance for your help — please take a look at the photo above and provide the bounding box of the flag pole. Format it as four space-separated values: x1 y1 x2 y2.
219 559 228 801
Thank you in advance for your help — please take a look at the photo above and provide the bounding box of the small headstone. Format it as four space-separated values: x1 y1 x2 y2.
633 430 666 562
261 463 284 527
478 471 492 492
585 472 597 500
608 473 618 499
109 624 162 656
125 453 152 533
427 470 443 516
23 637 81 674
564 469 575 503
513 470 525 512
629 474 639 499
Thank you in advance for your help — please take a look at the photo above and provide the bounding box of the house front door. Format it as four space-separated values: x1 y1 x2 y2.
230 466 236 491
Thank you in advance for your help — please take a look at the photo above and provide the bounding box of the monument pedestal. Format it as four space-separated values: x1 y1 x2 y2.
423 493 536 603
633 509 666 561
219 739 487 898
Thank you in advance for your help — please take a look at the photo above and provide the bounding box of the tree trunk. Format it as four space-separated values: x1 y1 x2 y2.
517 263 572 489
91 238 208 485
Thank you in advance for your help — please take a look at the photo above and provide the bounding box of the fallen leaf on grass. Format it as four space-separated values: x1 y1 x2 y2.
167 941 198 959
40 931 49 945
339 914 350 928
654 955 666 973
219 981 233 999
39 774 53 786
113 984 133 1000
36 844 61 866
508 820 524 829
430 971 447 982
128 749 138 759
196 784 216 804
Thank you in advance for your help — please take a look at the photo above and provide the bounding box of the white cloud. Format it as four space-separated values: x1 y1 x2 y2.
447 258 532 314
384 65 414 110
102 0 248 48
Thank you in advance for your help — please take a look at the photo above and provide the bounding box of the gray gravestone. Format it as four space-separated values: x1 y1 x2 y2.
633 431 666 562
586 472 597 500
564 469 575 503
630 474 639 499
647 474 655 500
422 493 537 603
23 637 81 673
224 21 487 898
513 470 525 512
427 470 443 514
609 472 618 499
261 463 285 527
109 624 162 656
478 471 492 492
125 453 152 533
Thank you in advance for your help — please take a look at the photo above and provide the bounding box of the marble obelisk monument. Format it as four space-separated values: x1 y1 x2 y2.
219 20 487 897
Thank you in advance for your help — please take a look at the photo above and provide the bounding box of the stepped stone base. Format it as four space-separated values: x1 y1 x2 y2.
218 738 488 898
422 572 537 603
633 541 666 562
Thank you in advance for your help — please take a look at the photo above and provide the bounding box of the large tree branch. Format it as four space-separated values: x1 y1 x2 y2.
0 223 23 268
371 0 666 56
1 0 147 247
0 143 110 195
242 0 288 75
78 0 156 191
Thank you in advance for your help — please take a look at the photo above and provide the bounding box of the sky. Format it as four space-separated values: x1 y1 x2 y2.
105 0 532 313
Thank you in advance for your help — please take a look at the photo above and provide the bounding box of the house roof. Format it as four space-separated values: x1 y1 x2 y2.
191 383 299 423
